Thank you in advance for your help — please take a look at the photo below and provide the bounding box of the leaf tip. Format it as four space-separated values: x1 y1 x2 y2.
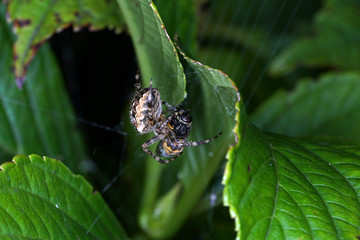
13 41 45 88
5 11 11 23
15 75 25 89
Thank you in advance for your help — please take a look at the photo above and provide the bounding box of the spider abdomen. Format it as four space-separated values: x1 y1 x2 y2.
156 140 184 157
130 87 162 134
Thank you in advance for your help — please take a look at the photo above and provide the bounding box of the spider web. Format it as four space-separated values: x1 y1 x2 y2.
0 0 320 238
179 0 308 237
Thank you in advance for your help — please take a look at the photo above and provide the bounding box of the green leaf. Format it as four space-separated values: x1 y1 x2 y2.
118 2 240 238
0 5 88 172
6 0 124 86
223 123 360 239
134 54 240 238
154 0 198 55
251 72 360 143
0 154 126 239
270 0 360 75
117 0 186 105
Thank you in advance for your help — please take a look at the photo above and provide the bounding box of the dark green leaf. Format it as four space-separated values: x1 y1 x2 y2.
117 1 240 237
117 0 186 105
223 122 360 239
0 154 126 239
270 0 360 75
0 5 88 172
154 0 198 55
6 0 123 85
251 72 360 143
135 54 240 238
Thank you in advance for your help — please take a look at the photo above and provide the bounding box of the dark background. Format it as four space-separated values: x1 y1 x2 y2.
50 30 135 178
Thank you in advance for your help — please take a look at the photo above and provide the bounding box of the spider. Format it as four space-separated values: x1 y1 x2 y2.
129 72 162 134
153 109 223 163
129 72 222 164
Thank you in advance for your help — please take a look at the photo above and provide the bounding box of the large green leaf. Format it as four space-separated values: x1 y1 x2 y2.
140 55 240 238
270 0 360 75
0 4 88 172
117 1 240 238
123 57 240 239
117 0 186 105
251 72 360 143
6 0 123 86
223 122 360 239
0 154 126 239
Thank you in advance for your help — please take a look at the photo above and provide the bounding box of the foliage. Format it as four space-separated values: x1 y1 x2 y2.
269 0 360 75
224 121 360 240
0 154 126 239
7 0 123 87
0 0 360 239
251 72 360 144
0 4 87 172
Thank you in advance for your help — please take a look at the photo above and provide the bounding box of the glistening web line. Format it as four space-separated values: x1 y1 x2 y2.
214 0 256 68
245 0 303 108
228 0 269 71
0 96 127 136
239 0 288 90
206 0 234 51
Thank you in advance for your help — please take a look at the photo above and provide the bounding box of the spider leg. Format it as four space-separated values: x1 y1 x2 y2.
142 135 180 164
185 131 223 147
146 78 159 105
163 112 174 125
142 135 162 161
149 78 153 89
162 100 176 111
134 70 141 90
161 150 184 164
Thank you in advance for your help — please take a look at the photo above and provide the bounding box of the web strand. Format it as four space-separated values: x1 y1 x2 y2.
0 96 127 136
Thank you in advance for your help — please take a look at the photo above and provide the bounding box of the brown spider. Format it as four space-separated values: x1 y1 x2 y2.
129 73 222 164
